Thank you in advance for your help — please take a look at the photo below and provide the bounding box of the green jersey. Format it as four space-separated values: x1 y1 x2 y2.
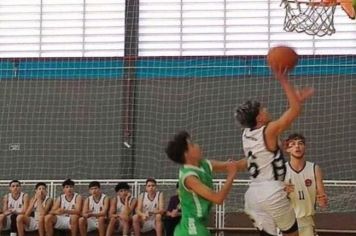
174 159 214 236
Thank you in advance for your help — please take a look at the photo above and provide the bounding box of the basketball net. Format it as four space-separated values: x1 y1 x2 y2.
281 0 356 36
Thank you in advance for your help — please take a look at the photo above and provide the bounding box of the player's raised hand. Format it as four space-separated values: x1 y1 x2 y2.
273 68 288 81
35 191 44 202
295 87 315 103
125 193 131 204
30 197 37 206
317 193 328 208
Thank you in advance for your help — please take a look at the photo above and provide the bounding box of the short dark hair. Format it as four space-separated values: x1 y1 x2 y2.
35 182 47 189
235 100 261 128
88 181 100 189
62 179 75 188
115 182 130 192
285 133 306 144
165 131 190 164
145 178 157 185
9 180 21 187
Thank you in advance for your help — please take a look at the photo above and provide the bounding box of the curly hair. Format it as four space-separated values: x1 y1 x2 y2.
165 131 190 164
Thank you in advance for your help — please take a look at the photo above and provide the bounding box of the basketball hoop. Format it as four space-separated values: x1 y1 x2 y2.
281 0 356 36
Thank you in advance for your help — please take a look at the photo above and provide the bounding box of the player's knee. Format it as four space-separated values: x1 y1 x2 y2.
108 217 116 224
38 216 45 226
98 217 105 225
38 216 45 223
78 217 86 225
71 215 79 222
16 215 24 224
45 214 53 224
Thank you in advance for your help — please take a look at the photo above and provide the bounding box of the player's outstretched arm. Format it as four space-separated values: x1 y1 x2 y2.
315 165 328 208
185 162 237 204
266 71 314 150
210 159 247 173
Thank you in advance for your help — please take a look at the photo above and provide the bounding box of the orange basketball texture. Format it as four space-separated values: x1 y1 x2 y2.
267 46 298 73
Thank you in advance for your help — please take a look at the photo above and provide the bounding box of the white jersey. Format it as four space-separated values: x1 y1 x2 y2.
285 161 316 218
59 193 78 216
7 192 25 213
88 194 106 214
242 126 286 183
142 191 160 213
32 196 50 220
116 196 134 214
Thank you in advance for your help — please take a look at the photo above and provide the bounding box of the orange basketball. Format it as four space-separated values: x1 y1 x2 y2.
267 46 298 73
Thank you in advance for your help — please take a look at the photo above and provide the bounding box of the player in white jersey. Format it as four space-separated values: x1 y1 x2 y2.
17 182 53 236
45 179 82 236
235 70 314 236
79 181 109 236
106 182 137 236
0 180 29 236
133 178 164 236
284 133 327 236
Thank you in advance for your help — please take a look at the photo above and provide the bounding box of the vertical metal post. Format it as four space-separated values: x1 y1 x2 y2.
122 0 139 178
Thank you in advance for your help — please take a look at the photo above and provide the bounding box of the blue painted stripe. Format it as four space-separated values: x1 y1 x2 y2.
0 56 355 79
0 59 124 79
136 56 356 78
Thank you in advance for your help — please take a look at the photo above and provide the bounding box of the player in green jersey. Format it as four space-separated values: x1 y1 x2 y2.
165 131 246 236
